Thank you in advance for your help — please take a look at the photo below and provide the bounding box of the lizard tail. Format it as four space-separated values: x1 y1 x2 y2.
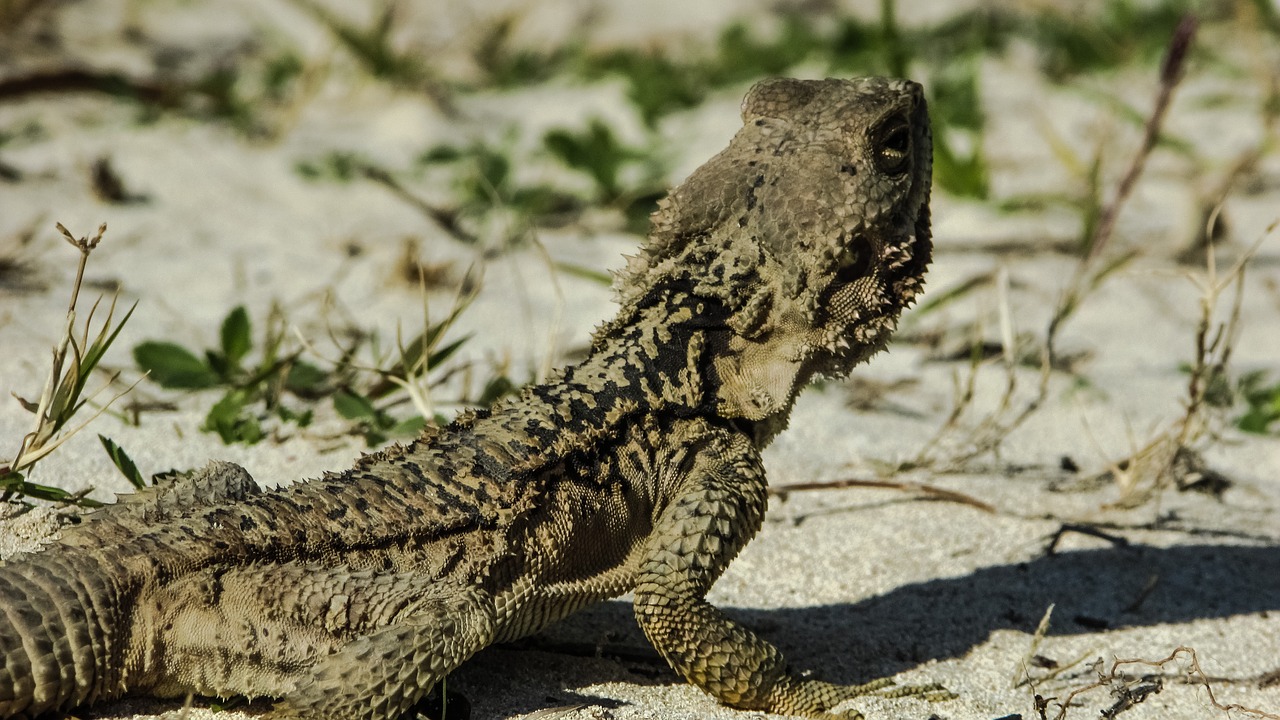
0 549 127 718
0 463 263 718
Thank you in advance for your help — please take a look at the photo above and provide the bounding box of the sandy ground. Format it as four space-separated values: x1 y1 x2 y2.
1 1 1279 719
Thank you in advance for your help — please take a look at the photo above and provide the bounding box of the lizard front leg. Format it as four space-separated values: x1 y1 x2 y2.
633 423 887 719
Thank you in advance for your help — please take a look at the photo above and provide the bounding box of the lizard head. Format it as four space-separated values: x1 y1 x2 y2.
606 77 932 422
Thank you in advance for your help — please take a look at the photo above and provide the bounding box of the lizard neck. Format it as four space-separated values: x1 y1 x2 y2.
567 287 733 422
583 286 792 447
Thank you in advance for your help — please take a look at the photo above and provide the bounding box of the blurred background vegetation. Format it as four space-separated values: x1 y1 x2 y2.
1 0 1277 501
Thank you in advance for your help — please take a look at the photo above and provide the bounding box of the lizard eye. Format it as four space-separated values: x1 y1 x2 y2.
872 114 911 177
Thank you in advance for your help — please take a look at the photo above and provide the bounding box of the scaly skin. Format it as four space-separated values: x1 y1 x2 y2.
0 76 933 719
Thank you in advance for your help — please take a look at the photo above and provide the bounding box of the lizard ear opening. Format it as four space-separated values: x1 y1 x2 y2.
833 245 873 286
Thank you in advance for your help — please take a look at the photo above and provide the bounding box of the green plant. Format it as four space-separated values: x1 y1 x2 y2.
295 151 369 183
133 305 324 445
471 16 580 88
542 119 669 232
263 51 305 101
928 58 990 199
1030 0 1196 81
418 139 581 236
1234 371 1280 434
712 15 829 85
586 50 706 128
99 434 146 489
192 65 256 133
543 119 643 201
343 297 478 445
291 0 447 105
132 286 495 448
1 223 139 506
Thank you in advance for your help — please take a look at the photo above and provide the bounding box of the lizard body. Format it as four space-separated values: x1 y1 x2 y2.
0 76 932 719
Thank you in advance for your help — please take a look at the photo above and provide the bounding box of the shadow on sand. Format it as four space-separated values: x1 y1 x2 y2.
459 542 1280 715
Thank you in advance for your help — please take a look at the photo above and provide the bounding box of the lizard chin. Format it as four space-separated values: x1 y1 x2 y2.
812 316 899 381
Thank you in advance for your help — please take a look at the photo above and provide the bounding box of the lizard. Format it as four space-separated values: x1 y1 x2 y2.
0 76 934 720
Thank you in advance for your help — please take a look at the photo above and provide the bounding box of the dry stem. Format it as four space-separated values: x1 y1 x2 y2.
1044 647 1280 720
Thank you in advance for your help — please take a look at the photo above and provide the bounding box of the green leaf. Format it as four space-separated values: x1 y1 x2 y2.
554 261 612 286
473 149 510 196
0 470 25 493
285 361 329 394
134 341 219 389
0 469 103 506
295 152 365 183
99 435 146 489
426 335 471 370
361 429 389 446
203 390 264 444
931 131 989 199
333 390 379 421
544 119 631 199
1237 409 1273 434
506 185 582 220
80 298 138 385
623 189 666 235
419 144 463 164
390 415 427 436
220 306 252 367
263 51 303 101
477 375 517 407
275 405 314 427
48 339 84 430
588 50 703 127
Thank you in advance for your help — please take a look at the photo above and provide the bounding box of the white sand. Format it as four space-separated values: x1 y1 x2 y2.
1 2 1278 718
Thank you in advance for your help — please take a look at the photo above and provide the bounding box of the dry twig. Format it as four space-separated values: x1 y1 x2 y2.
769 477 995 513
1042 647 1280 720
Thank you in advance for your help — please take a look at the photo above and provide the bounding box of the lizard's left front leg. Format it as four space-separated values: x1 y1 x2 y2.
633 423 889 719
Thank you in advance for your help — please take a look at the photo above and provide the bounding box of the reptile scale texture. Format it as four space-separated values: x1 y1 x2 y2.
0 77 934 720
